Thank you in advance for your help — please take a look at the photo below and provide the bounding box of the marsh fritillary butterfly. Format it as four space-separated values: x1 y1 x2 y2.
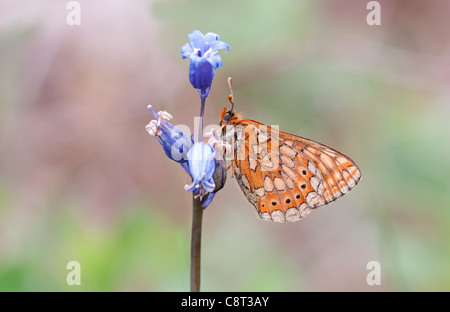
218 78 361 222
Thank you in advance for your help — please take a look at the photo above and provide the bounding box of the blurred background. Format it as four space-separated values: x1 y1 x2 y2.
0 0 449 291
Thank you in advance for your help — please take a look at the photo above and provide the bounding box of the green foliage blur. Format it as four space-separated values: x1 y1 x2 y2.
0 0 449 291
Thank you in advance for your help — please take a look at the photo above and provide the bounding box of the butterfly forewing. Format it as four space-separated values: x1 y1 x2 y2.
225 118 361 223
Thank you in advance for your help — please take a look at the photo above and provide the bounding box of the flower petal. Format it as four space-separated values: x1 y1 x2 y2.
146 106 191 165
180 162 190 175
189 58 214 98
185 142 216 198
180 43 194 59
188 30 206 51
147 105 159 119
184 180 197 192
211 40 230 52
206 53 223 70
188 142 215 177
201 192 216 208
203 32 220 42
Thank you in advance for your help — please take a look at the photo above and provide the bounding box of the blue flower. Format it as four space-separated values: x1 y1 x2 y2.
180 30 230 99
184 142 216 199
145 105 191 173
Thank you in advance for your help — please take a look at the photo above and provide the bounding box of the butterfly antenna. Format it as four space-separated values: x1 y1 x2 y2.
227 77 235 112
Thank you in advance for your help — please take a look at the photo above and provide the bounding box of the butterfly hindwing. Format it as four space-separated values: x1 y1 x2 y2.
229 119 361 222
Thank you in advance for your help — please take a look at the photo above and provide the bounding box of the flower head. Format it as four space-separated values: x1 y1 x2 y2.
180 30 230 99
145 105 191 173
184 142 216 199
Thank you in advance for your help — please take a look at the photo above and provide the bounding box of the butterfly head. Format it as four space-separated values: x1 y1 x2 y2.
220 107 234 125
220 77 242 126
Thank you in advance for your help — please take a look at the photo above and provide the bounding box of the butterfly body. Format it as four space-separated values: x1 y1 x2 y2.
219 107 361 223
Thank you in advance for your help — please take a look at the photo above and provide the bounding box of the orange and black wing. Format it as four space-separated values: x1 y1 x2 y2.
230 119 361 222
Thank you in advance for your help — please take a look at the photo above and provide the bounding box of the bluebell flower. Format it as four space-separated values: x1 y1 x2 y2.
184 142 216 200
145 105 191 173
180 30 230 98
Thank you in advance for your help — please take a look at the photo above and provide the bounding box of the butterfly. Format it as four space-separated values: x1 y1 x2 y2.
218 78 361 222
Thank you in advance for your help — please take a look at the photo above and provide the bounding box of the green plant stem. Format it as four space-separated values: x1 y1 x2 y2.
190 196 203 292
197 96 206 142
190 95 206 292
